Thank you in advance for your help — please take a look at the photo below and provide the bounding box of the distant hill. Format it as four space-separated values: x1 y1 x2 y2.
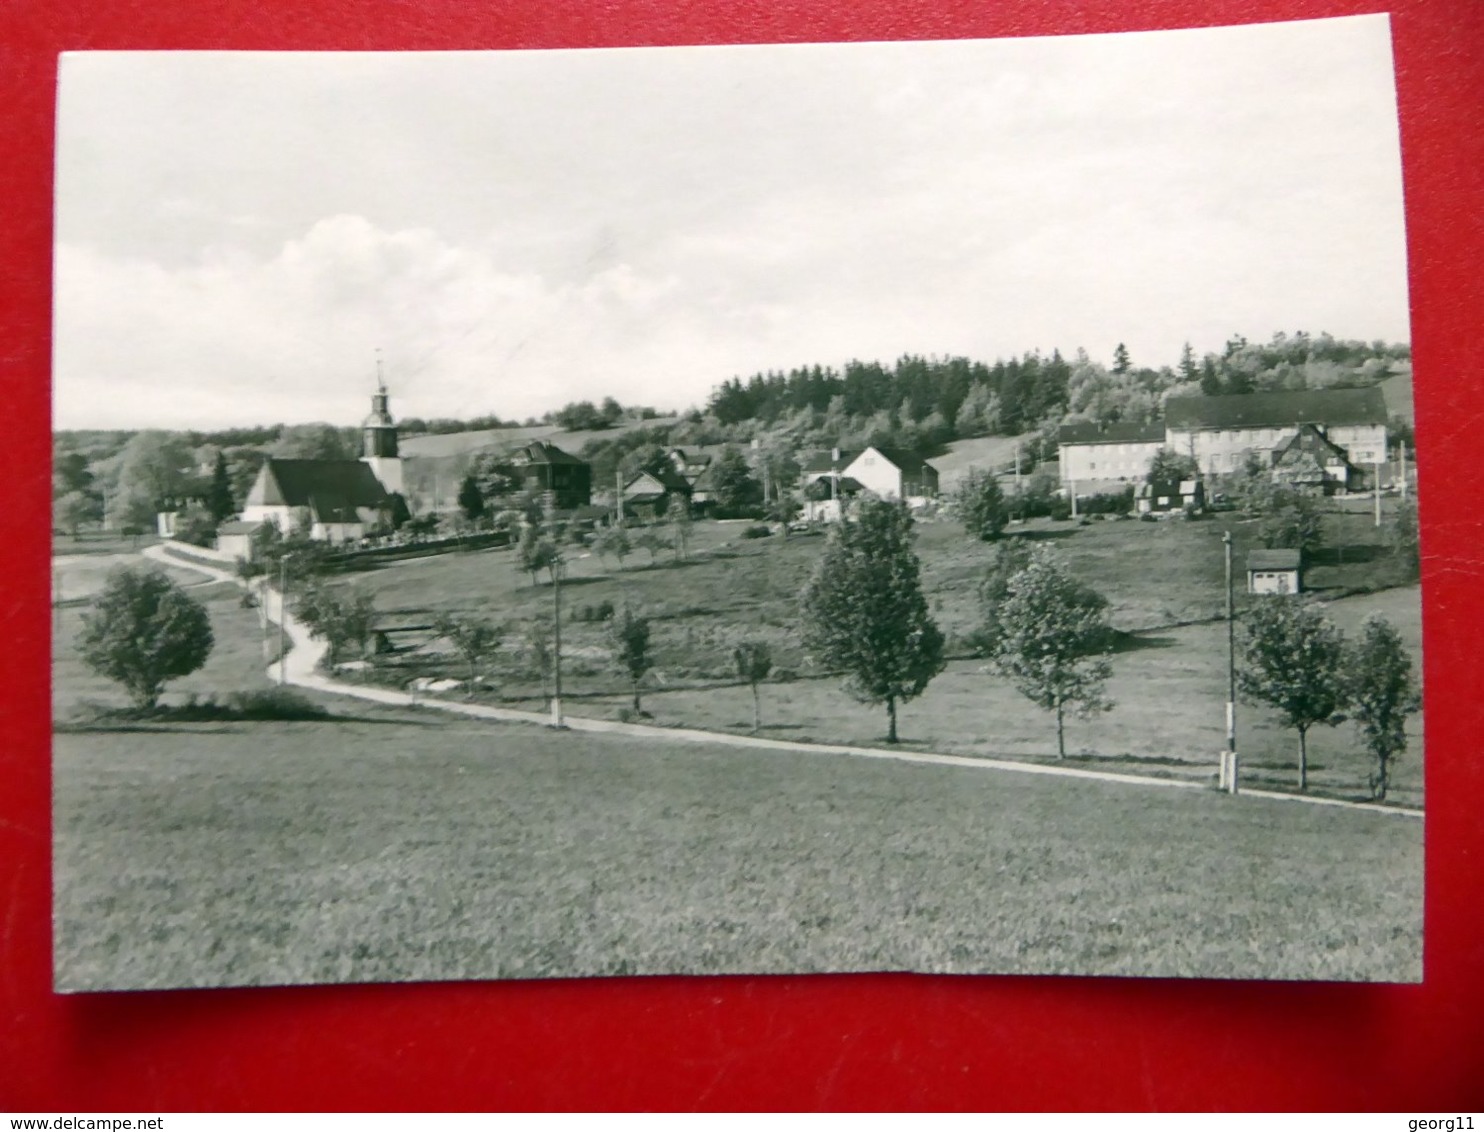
1379 369 1414 424
930 433 1042 492
400 416 681 459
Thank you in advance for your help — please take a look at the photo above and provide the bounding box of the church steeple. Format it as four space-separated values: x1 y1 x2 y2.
361 351 403 494
362 351 399 459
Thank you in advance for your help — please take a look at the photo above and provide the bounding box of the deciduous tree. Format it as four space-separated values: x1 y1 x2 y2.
800 498 944 743
295 585 376 666
733 640 773 733
1348 614 1420 801
78 567 214 709
435 612 503 695
609 605 653 714
1238 597 1348 791
990 550 1114 758
954 468 1008 541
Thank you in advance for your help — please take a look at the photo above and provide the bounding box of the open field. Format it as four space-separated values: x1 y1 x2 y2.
931 432 1042 491
54 706 1422 990
338 502 1422 803
398 416 681 459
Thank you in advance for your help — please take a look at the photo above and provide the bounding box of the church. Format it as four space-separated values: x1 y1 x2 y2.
220 382 406 556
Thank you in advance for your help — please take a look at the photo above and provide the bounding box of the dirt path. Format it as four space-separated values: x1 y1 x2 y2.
145 544 1423 820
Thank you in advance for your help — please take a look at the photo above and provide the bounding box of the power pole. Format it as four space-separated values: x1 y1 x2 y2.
1374 459 1383 527
615 466 624 528
278 553 289 686
1221 530 1239 794
550 559 564 727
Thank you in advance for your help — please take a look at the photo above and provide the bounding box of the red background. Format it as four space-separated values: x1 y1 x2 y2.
3 0 1482 1112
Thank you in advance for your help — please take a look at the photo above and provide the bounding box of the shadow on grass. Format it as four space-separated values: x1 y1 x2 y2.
1308 544 1387 567
1108 632 1180 655
1007 527 1078 543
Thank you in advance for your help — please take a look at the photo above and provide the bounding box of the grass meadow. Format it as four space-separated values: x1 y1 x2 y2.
52 508 1424 989
348 502 1423 805
54 706 1422 990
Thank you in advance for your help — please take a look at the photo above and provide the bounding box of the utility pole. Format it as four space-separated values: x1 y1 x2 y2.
1014 445 1021 493
550 558 564 727
278 553 289 686
1398 442 1408 501
1374 459 1383 527
615 466 624 528
1069 478 1078 520
1221 530 1239 794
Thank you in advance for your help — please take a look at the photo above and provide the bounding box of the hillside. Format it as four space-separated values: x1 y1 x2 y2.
400 416 680 459
929 433 1041 492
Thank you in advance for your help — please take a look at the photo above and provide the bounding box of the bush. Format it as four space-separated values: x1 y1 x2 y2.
739 524 773 539
68 686 330 724
571 599 616 623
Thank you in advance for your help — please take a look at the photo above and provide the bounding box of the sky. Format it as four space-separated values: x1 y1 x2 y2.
52 15 1411 431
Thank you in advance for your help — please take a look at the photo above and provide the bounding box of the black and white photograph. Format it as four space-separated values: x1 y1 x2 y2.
52 14 1423 991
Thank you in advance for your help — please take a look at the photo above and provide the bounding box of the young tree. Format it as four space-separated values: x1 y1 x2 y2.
53 489 102 539
1389 497 1420 581
77 567 214 710
1238 597 1348 791
172 501 220 548
954 468 1008 541
525 624 553 704
710 446 762 516
634 529 671 564
1146 448 1201 484
800 498 945 743
990 550 1115 758
609 605 653 714
294 585 376 666
1112 343 1132 375
1348 614 1421 801
457 474 486 523
666 493 692 561
733 640 773 733
517 525 560 586
205 451 236 523
975 537 1035 655
1259 494 1325 562
592 525 632 571
435 612 503 695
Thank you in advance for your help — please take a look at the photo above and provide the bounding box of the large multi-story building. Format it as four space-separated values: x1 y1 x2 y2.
1058 387 1389 491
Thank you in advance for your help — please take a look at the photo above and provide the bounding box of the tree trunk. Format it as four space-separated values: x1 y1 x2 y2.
1056 699 1066 759
886 696 898 744
1298 726 1308 791
633 683 642 713
752 683 761 733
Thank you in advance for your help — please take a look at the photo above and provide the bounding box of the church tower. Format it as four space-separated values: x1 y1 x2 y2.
361 357 404 496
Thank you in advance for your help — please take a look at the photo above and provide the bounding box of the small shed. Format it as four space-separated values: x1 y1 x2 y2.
1136 478 1205 514
1247 548 1302 595
215 519 265 561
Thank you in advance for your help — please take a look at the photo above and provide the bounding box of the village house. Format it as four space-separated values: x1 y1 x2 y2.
622 461 692 518
1135 478 1205 515
799 447 939 521
1247 548 1303 595
499 440 592 510
1269 423 1363 495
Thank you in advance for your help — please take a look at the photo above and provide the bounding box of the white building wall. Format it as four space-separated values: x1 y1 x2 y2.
1059 441 1164 484
1328 423 1387 467
1249 569 1301 595
363 455 404 496
842 449 905 499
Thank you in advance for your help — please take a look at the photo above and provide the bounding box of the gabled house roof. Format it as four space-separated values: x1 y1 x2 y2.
1247 548 1302 571
509 440 587 466
1272 422 1356 467
1164 388 1387 430
624 463 691 498
1058 421 1167 445
803 449 860 474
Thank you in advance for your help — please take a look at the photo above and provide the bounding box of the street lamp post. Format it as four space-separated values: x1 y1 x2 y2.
1222 530 1239 794
278 553 288 686
550 557 564 727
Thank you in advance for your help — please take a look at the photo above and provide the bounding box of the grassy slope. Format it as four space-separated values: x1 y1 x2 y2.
930 433 1039 492
54 713 1422 990
399 416 681 459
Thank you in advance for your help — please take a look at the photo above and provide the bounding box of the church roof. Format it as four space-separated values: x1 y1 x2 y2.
250 459 390 520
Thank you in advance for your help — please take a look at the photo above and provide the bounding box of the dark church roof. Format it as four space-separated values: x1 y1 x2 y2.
252 459 390 524
1165 388 1387 430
